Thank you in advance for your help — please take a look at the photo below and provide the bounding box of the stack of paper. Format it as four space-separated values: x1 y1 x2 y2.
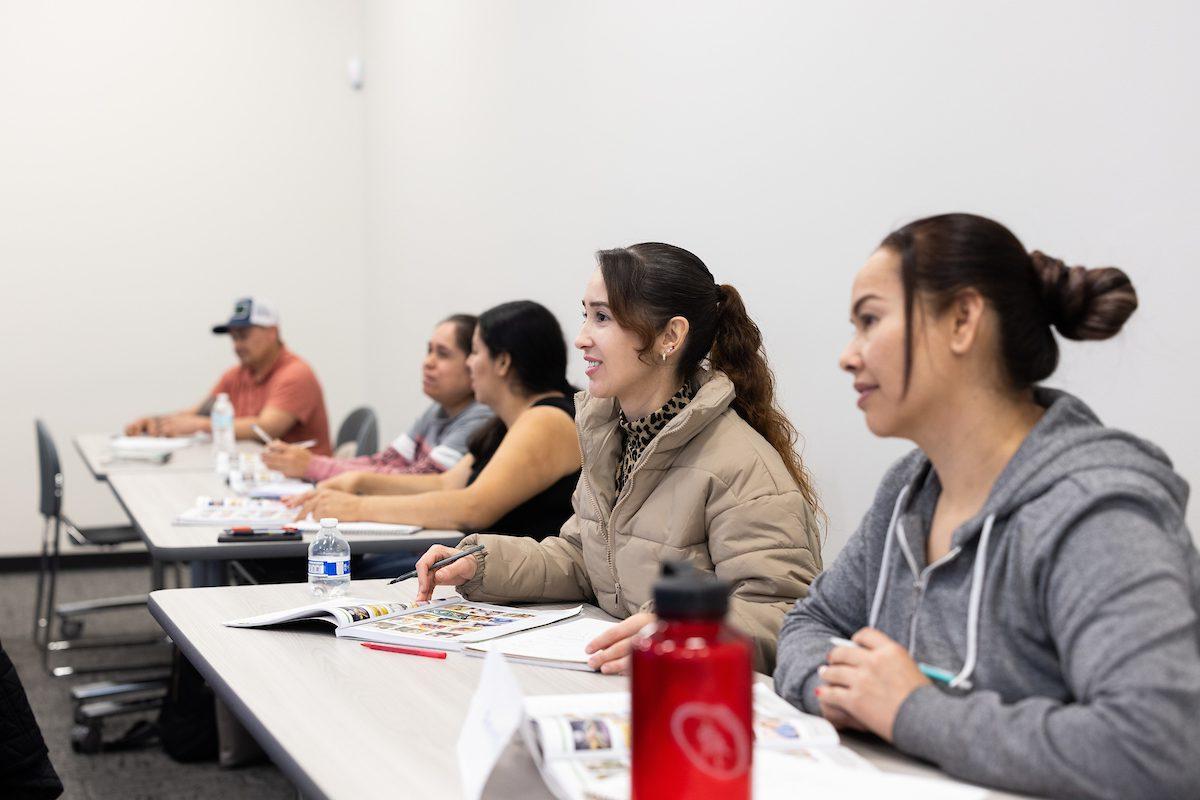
464 617 617 671
174 497 422 533
108 435 195 462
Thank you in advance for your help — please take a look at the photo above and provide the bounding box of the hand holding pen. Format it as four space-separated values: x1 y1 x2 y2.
410 544 484 600
816 628 932 743
252 423 316 450
256 424 316 477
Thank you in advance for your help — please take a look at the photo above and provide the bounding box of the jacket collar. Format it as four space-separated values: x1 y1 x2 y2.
574 368 736 511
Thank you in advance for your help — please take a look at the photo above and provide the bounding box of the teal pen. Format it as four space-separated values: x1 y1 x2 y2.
917 662 971 690
827 636 972 690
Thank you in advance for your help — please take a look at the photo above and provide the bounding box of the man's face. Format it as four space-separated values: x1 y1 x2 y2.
229 325 278 368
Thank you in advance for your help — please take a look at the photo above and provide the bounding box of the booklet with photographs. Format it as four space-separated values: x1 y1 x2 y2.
224 596 582 652
520 685 877 800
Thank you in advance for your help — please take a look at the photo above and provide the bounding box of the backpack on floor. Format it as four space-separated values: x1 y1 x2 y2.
156 646 218 763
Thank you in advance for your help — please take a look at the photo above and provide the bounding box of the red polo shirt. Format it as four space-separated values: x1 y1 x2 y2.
211 347 332 455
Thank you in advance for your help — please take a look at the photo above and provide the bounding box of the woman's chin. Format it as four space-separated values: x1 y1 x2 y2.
585 377 614 398
863 412 900 439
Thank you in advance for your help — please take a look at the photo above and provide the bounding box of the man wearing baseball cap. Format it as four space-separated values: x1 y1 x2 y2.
125 297 332 455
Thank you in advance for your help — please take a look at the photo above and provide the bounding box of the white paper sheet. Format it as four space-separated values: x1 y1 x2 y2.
754 751 987 799
465 617 616 669
109 435 196 452
457 650 525 800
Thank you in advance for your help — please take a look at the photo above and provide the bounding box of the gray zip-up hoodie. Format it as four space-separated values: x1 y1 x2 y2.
775 389 1200 799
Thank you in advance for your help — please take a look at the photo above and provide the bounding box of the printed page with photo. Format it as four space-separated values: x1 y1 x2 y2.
224 597 457 629
519 687 879 800
334 602 582 651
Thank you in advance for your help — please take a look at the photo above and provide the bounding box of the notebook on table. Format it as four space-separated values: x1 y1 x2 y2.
463 617 617 671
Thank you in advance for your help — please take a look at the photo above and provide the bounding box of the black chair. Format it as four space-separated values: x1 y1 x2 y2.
32 420 168 679
335 406 378 457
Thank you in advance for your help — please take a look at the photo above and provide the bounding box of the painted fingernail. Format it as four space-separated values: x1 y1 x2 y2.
814 687 823 697
818 665 827 676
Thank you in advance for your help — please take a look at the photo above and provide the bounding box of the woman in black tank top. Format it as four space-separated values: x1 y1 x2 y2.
466 394 579 539
289 301 582 553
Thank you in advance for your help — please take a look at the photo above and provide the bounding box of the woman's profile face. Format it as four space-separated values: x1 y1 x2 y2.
422 321 473 406
575 268 656 402
839 248 946 439
465 328 502 408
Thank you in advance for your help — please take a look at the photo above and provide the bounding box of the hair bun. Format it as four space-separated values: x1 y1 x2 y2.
1031 250 1139 341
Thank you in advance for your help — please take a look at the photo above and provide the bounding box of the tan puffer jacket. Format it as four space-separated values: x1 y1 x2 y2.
458 369 822 673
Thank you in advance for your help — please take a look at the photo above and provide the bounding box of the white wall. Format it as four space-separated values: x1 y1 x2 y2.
361 0 1200 557
0 1 369 554
4 1 1196 558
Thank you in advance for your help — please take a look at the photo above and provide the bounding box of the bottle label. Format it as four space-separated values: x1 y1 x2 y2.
669 702 751 780
308 558 350 577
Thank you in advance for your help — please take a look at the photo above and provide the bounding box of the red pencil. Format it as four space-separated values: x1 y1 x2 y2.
360 642 447 660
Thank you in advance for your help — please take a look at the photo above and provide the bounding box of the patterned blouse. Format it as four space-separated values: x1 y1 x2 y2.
615 382 695 495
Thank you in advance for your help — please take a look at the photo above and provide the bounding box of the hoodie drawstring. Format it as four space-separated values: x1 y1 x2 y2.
951 513 994 689
868 487 908 629
869 485 995 691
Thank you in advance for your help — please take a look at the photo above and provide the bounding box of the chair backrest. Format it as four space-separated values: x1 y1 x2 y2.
335 407 378 457
35 420 63 519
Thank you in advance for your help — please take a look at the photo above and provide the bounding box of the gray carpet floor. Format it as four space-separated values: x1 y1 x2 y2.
1 566 296 800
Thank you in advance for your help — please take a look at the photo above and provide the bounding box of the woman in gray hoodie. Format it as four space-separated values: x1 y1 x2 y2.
775 213 1200 799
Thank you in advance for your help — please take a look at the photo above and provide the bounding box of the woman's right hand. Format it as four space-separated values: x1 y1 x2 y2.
414 544 478 601
261 442 312 478
125 416 159 436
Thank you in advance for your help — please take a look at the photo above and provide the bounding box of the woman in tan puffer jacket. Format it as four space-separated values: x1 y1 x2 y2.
415 243 823 674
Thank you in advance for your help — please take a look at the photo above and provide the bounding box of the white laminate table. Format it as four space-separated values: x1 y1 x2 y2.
149 580 1023 800
108 471 462 563
74 432 264 480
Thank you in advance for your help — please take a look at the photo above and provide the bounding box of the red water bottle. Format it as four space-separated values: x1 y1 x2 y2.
630 562 753 799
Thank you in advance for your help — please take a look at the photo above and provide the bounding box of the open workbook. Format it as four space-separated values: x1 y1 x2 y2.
521 686 986 800
224 596 582 651
522 686 878 800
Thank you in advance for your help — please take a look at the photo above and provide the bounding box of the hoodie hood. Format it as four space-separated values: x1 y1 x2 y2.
912 387 1189 550
868 388 1192 691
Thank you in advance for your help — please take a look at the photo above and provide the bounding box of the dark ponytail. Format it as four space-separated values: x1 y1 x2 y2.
597 243 821 518
467 300 576 460
710 283 822 517
881 213 1138 391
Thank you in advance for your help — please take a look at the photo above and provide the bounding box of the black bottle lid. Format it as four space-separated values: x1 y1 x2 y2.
653 561 730 620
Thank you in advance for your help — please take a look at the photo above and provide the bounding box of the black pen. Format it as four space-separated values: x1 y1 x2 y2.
388 544 484 585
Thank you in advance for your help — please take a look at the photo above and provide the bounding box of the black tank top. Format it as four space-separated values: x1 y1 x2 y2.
466 395 579 540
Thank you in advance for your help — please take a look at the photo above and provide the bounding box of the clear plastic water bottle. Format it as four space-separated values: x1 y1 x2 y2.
308 518 351 597
211 392 236 476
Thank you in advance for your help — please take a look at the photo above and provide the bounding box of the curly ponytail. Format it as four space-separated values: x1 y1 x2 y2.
597 243 823 520
710 284 821 516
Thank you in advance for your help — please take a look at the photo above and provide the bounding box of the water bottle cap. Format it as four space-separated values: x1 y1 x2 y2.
653 561 730 620
320 518 338 527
